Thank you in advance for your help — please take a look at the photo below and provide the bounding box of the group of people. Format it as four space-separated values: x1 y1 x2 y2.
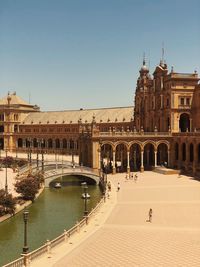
125 172 138 182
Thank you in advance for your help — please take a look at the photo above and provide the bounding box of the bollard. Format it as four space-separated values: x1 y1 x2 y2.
76 221 80 233
46 239 51 258
64 229 68 242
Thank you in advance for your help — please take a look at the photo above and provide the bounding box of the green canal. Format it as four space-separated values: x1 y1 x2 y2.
0 175 102 266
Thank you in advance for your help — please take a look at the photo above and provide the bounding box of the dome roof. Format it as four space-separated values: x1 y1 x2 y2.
140 59 149 73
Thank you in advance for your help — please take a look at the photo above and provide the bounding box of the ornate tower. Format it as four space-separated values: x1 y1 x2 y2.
134 57 153 131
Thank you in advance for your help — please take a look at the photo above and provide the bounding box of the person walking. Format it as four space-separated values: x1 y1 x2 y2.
117 182 121 192
108 181 111 192
134 173 138 182
148 208 153 223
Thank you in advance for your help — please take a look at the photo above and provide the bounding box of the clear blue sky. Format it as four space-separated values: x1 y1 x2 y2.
0 0 199 111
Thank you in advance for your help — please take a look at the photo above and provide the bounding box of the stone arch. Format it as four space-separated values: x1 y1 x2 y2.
115 142 128 172
100 142 113 173
179 113 190 132
143 140 156 150
128 140 143 151
143 141 156 170
157 142 168 166
129 143 141 171
114 141 129 150
156 140 170 149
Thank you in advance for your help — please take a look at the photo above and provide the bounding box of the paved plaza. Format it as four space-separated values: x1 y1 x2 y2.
30 171 200 267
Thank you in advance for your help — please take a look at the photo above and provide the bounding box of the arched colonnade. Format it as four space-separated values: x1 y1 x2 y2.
173 140 200 174
98 140 170 174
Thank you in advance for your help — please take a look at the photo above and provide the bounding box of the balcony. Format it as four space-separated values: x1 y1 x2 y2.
178 104 191 109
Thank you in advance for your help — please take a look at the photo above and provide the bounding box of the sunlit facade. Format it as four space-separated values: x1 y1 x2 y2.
1 60 200 176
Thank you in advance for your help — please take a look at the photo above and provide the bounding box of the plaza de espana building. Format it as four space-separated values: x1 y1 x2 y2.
1 59 200 177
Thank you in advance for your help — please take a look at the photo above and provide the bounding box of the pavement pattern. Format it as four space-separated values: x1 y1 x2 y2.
31 171 200 267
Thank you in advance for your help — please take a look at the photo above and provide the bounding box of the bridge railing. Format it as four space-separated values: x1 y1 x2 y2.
2 198 104 267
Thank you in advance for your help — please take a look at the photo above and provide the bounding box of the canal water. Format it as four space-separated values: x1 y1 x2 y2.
0 175 102 266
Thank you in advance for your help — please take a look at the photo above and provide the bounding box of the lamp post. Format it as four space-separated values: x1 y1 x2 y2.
81 182 88 217
41 139 44 173
22 207 29 254
36 139 39 170
72 150 74 167
27 138 32 166
5 149 8 194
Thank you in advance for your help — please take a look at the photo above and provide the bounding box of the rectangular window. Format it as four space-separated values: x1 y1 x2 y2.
186 98 190 105
180 98 184 105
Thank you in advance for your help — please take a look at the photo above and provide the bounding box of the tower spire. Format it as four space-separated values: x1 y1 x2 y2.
162 41 165 62
143 52 146 66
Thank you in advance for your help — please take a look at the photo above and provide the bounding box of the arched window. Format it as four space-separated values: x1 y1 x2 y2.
179 113 190 132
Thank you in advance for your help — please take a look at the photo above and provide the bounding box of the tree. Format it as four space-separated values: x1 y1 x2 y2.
15 177 39 202
2 156 14 168
0 189 16 216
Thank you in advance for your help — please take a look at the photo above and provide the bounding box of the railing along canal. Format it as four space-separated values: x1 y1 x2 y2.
3 198 104 267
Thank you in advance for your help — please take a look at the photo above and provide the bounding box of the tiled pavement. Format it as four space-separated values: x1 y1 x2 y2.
32 171 200 267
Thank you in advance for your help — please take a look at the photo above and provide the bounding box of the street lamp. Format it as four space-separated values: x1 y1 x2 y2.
22 207 29 254
81 182 88 217
41 139 44 173
27 138 32 165
5 149 8 194
36 139 39 170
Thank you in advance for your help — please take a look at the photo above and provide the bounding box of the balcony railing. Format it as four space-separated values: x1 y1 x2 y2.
98 131 172 137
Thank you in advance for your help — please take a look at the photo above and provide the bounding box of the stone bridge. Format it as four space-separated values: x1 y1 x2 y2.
18 161 101 187
43 166 100 187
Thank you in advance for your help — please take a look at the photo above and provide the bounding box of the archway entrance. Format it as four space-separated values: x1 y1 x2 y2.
130 143 141 171
157 143 168 166
144 143 155 170
115 143 127 173
179 113 190 132
101 144 113 174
